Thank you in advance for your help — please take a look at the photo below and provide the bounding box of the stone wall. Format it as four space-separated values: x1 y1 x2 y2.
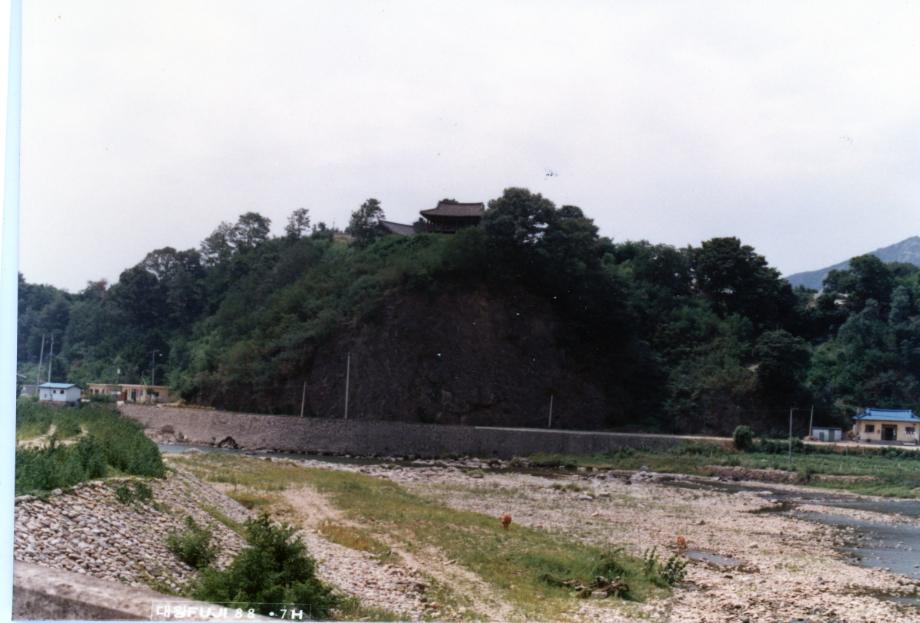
120 404 700 458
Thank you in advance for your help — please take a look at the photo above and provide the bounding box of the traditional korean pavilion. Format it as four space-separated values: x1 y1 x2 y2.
418 201 485 233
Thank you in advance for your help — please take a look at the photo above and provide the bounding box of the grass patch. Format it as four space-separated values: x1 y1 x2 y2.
174 454 667 620
530 443 920 498
15 399 165 495
226 489 274 510
334 597 405 622
113 480 154 505
317 521 392 558
199 503 243 536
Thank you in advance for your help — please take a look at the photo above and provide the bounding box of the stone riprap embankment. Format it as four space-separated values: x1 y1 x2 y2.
122 403 695 458
14 467 250 593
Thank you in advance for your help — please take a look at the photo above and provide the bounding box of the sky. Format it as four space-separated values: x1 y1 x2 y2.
18 1 920 292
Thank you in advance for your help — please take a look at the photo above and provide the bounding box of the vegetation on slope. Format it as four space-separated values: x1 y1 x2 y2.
14 399 165 495
17 188 920 433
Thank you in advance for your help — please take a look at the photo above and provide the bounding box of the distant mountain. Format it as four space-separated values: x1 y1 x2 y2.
786 236 920 290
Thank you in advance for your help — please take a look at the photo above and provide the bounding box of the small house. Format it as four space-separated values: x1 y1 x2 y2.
38 382 81 406
86 383 173 404
852 408 920 444
811 426 843 442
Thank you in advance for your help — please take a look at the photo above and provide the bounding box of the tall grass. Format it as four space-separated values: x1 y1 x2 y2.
15 399 164 495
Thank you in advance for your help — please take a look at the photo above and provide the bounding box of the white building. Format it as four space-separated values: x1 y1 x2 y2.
38 382 81 406
811 427 843 442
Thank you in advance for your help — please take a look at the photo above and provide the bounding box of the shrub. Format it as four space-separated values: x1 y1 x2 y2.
114 480 154 505
593 548 628 578
167 517 218 570
660 554 688 585
758 437 804 455
194 515 337 618
672 442 725 456
641 547 687 586
733 426 754 451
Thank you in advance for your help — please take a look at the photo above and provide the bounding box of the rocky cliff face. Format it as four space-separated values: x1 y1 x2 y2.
204 287 612 429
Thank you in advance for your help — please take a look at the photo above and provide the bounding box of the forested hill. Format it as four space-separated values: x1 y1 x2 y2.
786 235 920 290
18 189 920 434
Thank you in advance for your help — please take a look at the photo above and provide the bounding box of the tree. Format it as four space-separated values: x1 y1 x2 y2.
284 208 311 239
754 329 810 406
824 255 894 313
310 222 334 241
690 237 795 328
482 187 556 248
346 198 385 246
200 222 235 266
230 212 272 250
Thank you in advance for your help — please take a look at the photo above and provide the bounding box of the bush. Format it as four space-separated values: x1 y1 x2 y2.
194 515 337 618
660 554 688 585
114 480 154 505
733 426 754 451
757 437 804 455
641 547 687 586
167 517 218 570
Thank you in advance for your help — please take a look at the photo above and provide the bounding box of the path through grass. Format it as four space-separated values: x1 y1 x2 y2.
173 453 668 621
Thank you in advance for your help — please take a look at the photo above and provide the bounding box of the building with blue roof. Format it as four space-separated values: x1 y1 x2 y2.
852 408 920 443
38 382 81 406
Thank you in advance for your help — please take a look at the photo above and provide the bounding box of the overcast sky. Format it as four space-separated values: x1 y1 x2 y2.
19 1 920 292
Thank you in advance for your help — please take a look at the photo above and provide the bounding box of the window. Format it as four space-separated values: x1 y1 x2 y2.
865 424 875 433
907 427 916 435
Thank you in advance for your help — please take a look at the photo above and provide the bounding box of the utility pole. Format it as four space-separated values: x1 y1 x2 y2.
808 404 815 439
46 334 54 382
547 393 554 429
344 352 351 420
300 381 307 418
788 406 794 463
150 350 160 386
35 334 45 386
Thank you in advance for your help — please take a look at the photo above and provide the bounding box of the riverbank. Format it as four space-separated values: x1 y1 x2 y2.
528 446 920 498
169 450 920 622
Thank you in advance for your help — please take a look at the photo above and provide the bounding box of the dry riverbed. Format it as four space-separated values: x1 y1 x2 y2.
16 448 920 622
171 452 920 622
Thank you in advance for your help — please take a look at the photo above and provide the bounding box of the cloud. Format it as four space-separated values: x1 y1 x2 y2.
20 1 920 290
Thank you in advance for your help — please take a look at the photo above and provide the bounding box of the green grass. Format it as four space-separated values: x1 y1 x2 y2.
530 443 920 498
172 454 669 620
199 503 244 536
317 521 393 558
334 596 405 622
226 489 274 510
15 398 165 495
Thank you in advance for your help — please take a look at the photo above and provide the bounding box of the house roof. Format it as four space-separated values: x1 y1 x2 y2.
379 220 416 236
854 408 920 422
39 382 77 389
419 201 485 218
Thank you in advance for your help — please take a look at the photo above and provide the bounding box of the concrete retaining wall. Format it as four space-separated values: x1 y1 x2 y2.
13 562 269 620
120 404 702 458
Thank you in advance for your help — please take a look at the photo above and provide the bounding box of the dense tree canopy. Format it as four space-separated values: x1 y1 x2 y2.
17 189 920 433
